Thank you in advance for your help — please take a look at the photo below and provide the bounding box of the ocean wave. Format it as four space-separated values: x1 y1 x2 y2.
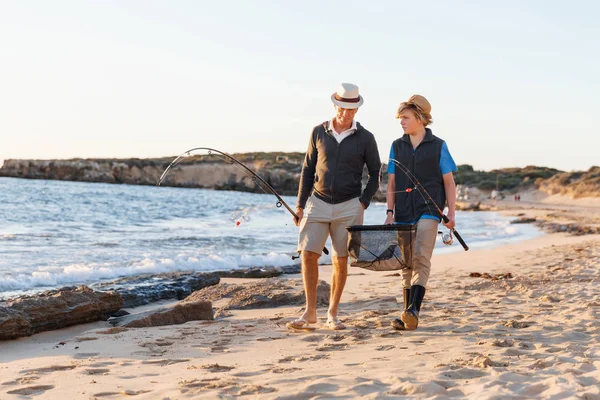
0 252 300 293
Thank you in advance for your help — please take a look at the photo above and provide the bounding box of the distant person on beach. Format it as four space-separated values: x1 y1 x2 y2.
288 83 381 331
384 94 457 331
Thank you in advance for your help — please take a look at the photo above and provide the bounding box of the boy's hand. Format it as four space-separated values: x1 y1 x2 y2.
443 214 456 230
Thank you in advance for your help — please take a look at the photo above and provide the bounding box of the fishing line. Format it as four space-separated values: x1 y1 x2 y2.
158 147 330 257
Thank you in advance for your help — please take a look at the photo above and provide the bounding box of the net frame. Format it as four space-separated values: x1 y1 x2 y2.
346 224 417 271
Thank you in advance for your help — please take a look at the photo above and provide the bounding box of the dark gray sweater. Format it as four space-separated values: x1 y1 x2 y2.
297 121 381 209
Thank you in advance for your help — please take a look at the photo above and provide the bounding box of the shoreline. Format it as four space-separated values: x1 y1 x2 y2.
1 209 544 303
1 229 599 398
1 198 599 398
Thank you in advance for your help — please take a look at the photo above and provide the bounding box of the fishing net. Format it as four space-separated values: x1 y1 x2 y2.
346 224 417 271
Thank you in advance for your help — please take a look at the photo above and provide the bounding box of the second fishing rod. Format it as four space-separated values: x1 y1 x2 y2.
388 158 469 251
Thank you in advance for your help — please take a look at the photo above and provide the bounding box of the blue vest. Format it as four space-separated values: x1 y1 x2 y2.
391 128 446 222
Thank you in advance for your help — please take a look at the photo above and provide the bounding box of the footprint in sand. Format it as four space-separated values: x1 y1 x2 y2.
437 367 488 380
388 381 449 397
255 336 284 342
326 334 346 342
353 321 372 330
2 376 41 386
299 335 324 343
20 365 76 375
379 331 402 338
7 385 55 396
278 354 329 364
491 339 514 347
88 361 116 367
350 332 371 341
316 343 347 352
232 371 265 377
93 390 152 397
190 364 235 372
269 366 302 374
178 378 276 396
503 320 533 329
141 359 189 366
86 368 110 375
375 345 395 351
528 359 553 370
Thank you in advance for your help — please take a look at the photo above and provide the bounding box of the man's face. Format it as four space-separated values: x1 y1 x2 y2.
335 106 358 126
399 109 423 135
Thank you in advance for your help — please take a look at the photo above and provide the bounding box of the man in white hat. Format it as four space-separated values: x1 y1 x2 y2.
288 83 381 331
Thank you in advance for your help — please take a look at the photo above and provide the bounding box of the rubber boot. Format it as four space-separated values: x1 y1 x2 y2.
400 285 426 330
391 288 411 330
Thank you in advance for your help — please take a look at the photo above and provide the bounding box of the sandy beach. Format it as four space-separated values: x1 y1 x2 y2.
1 196 599 399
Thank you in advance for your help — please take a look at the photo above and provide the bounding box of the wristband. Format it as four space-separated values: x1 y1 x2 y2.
386 209 394 215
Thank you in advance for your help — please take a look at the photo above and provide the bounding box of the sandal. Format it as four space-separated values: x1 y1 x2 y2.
326 318 346 330
286 318 316 331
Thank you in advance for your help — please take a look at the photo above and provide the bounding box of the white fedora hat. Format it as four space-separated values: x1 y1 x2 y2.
331 83 364 109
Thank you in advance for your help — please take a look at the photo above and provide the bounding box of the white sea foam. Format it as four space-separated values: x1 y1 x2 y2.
0 252 300 293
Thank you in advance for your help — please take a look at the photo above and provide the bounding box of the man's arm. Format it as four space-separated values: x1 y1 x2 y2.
359 134 382 208
295 129 318 223
442 172 456 229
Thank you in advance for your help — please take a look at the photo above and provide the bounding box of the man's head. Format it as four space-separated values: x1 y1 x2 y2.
331 83 362 128
396 94 433 135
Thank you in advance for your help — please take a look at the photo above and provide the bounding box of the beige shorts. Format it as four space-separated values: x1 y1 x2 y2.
297 195 364 257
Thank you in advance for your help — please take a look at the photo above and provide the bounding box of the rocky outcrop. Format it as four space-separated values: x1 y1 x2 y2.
96 272 221 308
456 201 482 211
122 301 213 328
186 278 330 311
0 286 122 340
510 217 537 224
92 266 301 308
0 156 303 195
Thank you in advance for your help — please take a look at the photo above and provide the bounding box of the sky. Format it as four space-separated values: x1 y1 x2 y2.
1 0 598 172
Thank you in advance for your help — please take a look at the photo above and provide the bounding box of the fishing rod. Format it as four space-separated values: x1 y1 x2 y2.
388 158 469 251
157 147 329 257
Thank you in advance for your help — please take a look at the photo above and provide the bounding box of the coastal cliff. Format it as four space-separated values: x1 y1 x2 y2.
0 153 305 196
1 156 598 199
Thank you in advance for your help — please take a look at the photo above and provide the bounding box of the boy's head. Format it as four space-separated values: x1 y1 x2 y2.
396 95 433 134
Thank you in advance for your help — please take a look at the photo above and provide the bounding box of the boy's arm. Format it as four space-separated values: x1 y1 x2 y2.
442 172 456 229
385 174 396 224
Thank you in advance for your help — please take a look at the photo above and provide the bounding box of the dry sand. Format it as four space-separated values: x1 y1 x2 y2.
1 198 599 399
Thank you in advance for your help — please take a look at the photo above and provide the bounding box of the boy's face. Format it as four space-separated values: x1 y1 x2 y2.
399 110 423 135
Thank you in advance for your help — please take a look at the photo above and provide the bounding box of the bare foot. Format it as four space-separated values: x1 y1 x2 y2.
298 310 318 324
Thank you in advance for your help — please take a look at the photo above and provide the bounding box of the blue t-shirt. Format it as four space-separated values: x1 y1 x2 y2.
388 141 457 223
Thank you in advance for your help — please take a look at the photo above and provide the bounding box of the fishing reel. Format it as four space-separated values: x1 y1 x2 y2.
437 230 454 246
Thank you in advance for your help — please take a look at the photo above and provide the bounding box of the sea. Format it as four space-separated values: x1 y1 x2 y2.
0 177 542 300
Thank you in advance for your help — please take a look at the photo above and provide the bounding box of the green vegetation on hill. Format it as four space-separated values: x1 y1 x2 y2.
537 166 600 198
455 164 562 191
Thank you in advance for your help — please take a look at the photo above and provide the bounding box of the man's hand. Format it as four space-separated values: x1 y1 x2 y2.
384 214 394 225
294 208 304 226
443 214 456 230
